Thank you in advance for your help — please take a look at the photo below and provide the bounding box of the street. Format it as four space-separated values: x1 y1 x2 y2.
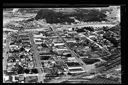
29 32 45 83
49 25 88 71
3 34 11 71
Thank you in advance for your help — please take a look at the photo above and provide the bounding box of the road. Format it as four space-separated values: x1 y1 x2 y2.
3 33 11 71
29 22 117 83
39 25 104 83
50 25 88 71
48 75 72 83
29 32 45 83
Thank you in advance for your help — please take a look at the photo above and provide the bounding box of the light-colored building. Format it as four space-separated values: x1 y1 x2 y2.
35 42 42 45
69 68 85 73
33 33 44 38
55 46 68 51
12 75 18 82
82 74 96 79
3 75 9 82
3 28 18 32
67 57 77 62
53 43 65 46
66 39 76 43
88 35 96 38
34 38 43 43
68 66 83 70
67 31 77 34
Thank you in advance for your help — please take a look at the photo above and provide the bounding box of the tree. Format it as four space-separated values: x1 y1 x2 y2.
33 8 108 24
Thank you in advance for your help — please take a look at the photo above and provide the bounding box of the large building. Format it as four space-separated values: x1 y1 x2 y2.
66 62 85 74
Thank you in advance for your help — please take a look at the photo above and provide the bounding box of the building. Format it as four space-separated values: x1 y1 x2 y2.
39 54 52 60
67 31 77 34
65 61 85 73
24 28 49 32
3 75 9 82
33 33 45 38
82 74 96 79
66 39 76 43
67 57 77 62
12 75 18 82
9 45 19 49
19 33 29 37
52 39 63 43
55 47 68 51
68 67 85 74
22 39 30 43
35 41 42 45
34 38 42 42
3 28 18 32
28 62 34 69
38 48 50 53
53 43 65 46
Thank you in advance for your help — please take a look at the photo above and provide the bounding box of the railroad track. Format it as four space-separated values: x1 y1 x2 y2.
98 58 121 73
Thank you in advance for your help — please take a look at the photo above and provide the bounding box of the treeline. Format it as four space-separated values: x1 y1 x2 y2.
74 9 107 22
34 9 107 24
103 24 120 47
35 9 75 24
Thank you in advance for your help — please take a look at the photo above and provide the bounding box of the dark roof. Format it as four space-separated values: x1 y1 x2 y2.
69 68 83 71
82 58 100 64
31 69 38 73
66 62 81 67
